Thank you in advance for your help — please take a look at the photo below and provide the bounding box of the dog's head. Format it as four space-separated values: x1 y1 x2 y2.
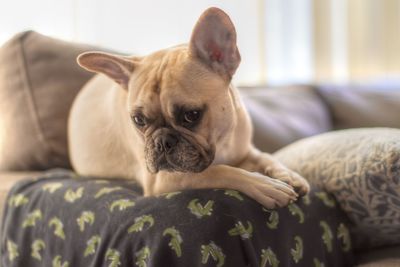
77 7 241 173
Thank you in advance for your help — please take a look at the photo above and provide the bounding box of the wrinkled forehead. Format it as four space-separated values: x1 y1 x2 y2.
127 47 225 117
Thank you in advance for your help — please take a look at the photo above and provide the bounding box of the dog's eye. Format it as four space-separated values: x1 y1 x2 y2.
132 115 146 127
183 110 201 124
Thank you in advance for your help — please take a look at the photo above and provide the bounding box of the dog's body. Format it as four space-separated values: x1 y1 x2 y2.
69 8 309 208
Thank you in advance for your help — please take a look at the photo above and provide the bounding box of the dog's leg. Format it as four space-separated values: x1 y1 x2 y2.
238 147 310 195
144 165 298 209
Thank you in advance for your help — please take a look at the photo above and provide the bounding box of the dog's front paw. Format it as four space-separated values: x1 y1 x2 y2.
244 172 299 209
265 167 310 196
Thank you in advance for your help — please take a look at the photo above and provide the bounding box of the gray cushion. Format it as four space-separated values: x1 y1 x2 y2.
317 85 400 129
274 128 400 250
240 85 332 152
0 31 96 171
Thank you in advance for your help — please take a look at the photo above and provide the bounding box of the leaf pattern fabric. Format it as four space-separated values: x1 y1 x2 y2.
0 169 354 266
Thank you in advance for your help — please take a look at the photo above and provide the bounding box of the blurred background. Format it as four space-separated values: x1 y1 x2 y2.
1 0 399 86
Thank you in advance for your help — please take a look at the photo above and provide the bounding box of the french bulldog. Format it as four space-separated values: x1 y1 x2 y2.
68 7 309 208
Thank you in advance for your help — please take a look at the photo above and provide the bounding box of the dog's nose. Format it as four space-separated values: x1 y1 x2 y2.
155 134 178 153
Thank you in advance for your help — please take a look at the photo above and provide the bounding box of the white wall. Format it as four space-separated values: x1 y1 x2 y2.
0 0 76 44
264 0 313 84
0 0 317 85
2 1 398 85
0 0 266 85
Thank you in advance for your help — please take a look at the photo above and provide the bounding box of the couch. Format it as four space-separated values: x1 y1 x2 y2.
0 31 399 266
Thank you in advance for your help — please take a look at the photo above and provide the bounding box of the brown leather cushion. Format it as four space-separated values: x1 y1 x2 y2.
240 85 333 152
317 84 400 129
0 31 96 171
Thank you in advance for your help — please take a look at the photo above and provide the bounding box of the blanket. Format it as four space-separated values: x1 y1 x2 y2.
1 169 354 266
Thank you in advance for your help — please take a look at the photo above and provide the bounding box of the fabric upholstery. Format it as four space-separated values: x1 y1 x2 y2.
357 259 400 267
0 172 41 235
1 170 354 267
274 128 400 250
356 245 400 267
240 85 333 152
0 31 96 171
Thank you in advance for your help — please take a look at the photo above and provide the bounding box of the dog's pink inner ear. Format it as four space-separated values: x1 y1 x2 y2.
208 41 224 62
189 7 241 79
77 52 135 90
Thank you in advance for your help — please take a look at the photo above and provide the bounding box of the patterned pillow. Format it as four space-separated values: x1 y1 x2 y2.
1 170 354 266
274 128 400 250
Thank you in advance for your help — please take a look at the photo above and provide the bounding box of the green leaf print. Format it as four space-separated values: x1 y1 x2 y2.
163 227 183 257
302 194 311 205
135 246 150 267
260 248 279 267
31 239 46 261
8 193 29 207
224 190 244 201
288 203 305 223
337 223 351 252
77 211 95 232
313 258 326 267
109 199 135 212
263 208 279 229
291 236 303 263
128 215 154 233
7 239 19 262
106 249 121 267
22 209 43 228
52 255 69 267
187 199 214 218
49 217 66 240
164 191 182 199
84 235 101 257
262 207 279 229
64 187 84 203
320 221 333 252
228 221 253 239
315 192 336 208
94 180 110 184
201 241 225 267
268 212 279 229
42 183 63 193
95 187 123 198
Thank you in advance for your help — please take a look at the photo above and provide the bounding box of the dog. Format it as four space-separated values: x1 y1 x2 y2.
68 7 309 208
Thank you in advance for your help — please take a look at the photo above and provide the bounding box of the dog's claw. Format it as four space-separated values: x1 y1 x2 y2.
265 167 310 196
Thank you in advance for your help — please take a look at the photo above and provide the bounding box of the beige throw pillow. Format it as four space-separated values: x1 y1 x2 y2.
274 128 400 250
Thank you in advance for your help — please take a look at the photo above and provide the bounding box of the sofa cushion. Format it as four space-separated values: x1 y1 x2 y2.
1 170 354 266
0 31 96 171
317 84 400 129
356 245 400 267
274 128 400 250
0 171 42 236
240 85 332 152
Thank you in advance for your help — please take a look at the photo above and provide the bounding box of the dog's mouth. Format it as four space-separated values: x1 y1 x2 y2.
145 132 214 173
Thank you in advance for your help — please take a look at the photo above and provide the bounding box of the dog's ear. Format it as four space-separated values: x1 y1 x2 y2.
189 7 241 80
77 52 136 89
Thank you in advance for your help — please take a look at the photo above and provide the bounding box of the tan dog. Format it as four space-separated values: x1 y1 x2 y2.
68 7 309 208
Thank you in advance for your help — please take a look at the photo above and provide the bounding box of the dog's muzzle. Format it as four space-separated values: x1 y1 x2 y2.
145 128 214 173
154 133 178 154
